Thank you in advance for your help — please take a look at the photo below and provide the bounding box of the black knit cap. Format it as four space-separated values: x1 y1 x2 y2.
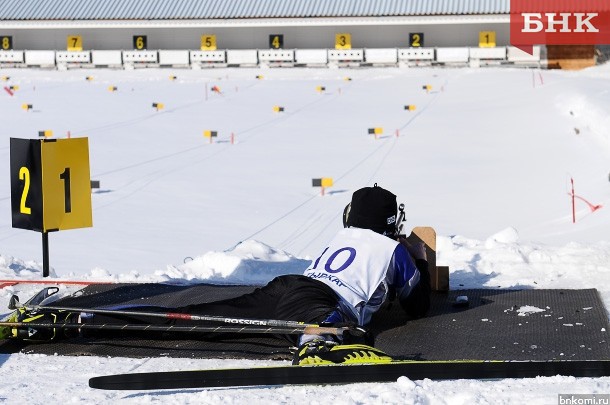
345 183 397 236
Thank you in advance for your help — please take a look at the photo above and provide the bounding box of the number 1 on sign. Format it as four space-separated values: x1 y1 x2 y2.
59 168 72 213
479 31 496 48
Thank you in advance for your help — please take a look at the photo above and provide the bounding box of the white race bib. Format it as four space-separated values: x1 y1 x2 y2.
304 228 398 316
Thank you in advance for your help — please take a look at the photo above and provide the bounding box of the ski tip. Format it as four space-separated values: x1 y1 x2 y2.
88 377 104 390
89 376 121 390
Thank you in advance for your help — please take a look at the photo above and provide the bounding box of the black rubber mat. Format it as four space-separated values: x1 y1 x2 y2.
1 284 608 361
372 288 610 361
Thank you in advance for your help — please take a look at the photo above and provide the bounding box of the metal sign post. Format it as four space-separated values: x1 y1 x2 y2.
10 137 93 277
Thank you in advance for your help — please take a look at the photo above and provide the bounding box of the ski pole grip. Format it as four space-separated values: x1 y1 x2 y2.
302 325 367 337
303 326 343 336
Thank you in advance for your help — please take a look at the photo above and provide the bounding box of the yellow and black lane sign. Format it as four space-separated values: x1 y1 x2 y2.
335 33 351 50
10 138 93 233
479 31 496 48
1 36 13 50
269 34 283 49
67 35 83 51
201 35 217 51
312 178 333 188
409 33 424 47
133 35 147 50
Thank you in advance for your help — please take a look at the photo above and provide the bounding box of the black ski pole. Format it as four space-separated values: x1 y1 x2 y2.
13 302 366 337
0 321 346 336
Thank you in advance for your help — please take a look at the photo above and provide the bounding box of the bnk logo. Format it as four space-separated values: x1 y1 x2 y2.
510 0 610 54
522 13 599 33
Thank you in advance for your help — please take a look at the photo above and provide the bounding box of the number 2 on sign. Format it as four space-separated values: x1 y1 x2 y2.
19 167 31 214
409 33 424 47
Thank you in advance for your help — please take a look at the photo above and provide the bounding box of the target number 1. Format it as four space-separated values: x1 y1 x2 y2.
59 168 72 213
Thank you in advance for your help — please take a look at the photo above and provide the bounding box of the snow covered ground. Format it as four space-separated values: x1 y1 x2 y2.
0 65 609 403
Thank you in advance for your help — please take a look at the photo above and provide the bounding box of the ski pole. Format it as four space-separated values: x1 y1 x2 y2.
12 301 366 336
0 321 347 336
